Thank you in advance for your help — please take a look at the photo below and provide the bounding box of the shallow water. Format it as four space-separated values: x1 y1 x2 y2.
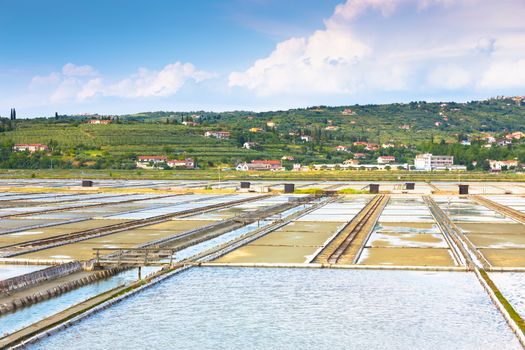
30 268 521 350
0 265 48 280
490 272 525 320
1 267 159 336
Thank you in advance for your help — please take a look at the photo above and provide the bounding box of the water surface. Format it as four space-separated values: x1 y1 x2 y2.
30 268 521 350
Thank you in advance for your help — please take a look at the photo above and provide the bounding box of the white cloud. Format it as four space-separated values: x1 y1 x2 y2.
229 0 525 97
478 59 525 89
107 63 216 98
428 65 472 89
62 63 97 77
30 72 61 87
29 62 215 104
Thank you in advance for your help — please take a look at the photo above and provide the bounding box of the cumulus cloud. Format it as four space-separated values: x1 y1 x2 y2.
107 63 216 98
30 62 215 104
229 0 525 97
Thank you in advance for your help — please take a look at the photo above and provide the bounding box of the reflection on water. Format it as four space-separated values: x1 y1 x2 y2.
31 268 521 350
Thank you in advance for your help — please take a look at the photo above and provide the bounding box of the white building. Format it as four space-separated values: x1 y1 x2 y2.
204 131 230 139
300 135 312 142
377 156 396 164
242 142 258 150
488 159 518 171
414 154 454 171
13 143 49 152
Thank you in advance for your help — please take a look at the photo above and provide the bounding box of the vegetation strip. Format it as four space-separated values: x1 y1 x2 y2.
479 269 525 334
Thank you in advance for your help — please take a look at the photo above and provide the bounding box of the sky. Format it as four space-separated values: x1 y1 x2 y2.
1 0 524 117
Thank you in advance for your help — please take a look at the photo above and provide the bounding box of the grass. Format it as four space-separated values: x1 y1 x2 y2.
479 269 525 334
337 188 369 194
0 168 524 182
293 188 326 195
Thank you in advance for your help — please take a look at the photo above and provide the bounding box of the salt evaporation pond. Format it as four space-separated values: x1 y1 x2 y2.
31 268 521 350
1 267 159 336
0 265 48 280
490 272 525 320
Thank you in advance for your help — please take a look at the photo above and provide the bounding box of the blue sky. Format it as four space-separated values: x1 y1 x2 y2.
1 0 524 117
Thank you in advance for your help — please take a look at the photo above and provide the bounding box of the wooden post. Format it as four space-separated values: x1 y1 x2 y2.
138 266 142 280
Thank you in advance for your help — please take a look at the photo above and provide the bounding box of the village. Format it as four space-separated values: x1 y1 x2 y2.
9 118 524 172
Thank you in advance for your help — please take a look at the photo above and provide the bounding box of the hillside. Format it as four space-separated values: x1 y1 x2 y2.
0 97 524 170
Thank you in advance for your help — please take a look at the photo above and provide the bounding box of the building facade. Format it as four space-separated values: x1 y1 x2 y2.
414 154 454 171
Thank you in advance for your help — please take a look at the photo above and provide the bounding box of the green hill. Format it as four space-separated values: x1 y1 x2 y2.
0 97 524 170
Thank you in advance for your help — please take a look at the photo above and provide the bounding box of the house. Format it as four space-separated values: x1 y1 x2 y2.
341 108 356 115
88 119 111 125
292 163 302 171
505 132 524 140
281 155 295 161
242 142 258 150
325 126 339 131
382 143 395 149
460 140 471 146
236 160 284 171
167 158 195 169
482 144 492 148
497 139 512 146
137 155 168 163
13 143 49 152
488 159 518 171
136 156 168 169
353 153 366 159
485 136 496 143
365 143 379 151
414 154 454 171
249 127 263 133
353 141 368 147
435 121 442 127
344 159 359 166
292 163 310 172
335 145 349 152
204 131 230 139
266 121 276 128
399 124 411 130
300 135 312 142
182 121 198 126
377 156 396 164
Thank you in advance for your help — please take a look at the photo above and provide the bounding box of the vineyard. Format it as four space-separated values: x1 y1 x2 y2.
0 97 524 170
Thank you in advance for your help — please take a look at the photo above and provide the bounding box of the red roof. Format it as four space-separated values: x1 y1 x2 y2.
251 160 281 165
15 143 47 147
